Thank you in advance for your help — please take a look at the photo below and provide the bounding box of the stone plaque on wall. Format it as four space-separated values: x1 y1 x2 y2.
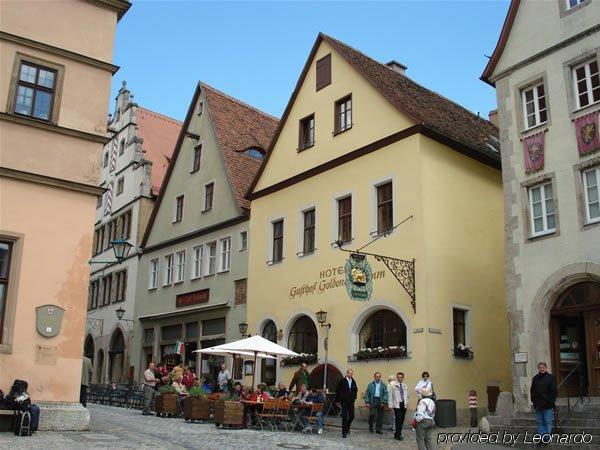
35 345 58 365
234 279 247 305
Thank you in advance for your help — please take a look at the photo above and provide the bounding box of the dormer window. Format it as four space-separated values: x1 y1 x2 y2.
197 101 204 116
566 0 585 9
241 147 265 160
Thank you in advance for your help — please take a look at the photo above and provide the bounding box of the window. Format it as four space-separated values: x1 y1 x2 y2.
338 196 352 243
202 318 226 336
119 211 132 240
197 100 204 116
162 324 182 341
101 274 112 306
116 177 124 195
299 114 315 150
0 241 12 341
272 219 284 263
528 182 556 236
175 250 186 283
114 270 127 302
119 139 125 155
239 231 248 251
583 167 600 223
335 95 352 134
521 83 547 129
567 0 586 9
204 183 214 211
192 145 202 172
316 53 331 91
149 259 159 289
219 237 231 272
288 316 318 354
359 309 407 349
453 308 468 349
376 182 393 234
302 209 315 255
96 195 102 209
242 148 265 159
174 195 184 223
144 328 154 345
107 219 118 245
164 254 174 285
14 61 56 121
192 246 203 279
573 59 600 109
88 279 99 310
94 226 105 255
206 242 217 275
103 152 109 168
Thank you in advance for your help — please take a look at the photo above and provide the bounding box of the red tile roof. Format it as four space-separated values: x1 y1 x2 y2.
201 83 279 210
136 107 182 196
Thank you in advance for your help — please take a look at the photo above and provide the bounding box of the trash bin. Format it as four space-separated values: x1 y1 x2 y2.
434 399 456 428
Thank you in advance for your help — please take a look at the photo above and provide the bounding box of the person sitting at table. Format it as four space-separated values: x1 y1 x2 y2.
307 388 325 435
171 375 188 415
201 375 214 393
182 366 195 390
231 382 243 400
295 384 310 403
250 385 270 402
277 382 290 398
241 385 251 400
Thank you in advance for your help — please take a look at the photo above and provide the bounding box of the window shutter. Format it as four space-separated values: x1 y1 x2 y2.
316 54 332 91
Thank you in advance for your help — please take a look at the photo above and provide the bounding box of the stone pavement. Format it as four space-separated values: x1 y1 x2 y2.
0 404 500 449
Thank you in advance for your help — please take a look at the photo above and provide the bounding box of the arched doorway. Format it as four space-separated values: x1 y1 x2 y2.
84 334 95 364
261 320 277 386
97 349 105 384
109 328 125 383
288 315 318 355
309 363 343 392
550 282 600 396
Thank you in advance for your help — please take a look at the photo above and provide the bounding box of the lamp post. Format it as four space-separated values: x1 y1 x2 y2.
316 310 332 392
88 238 133 267
115 307 134 330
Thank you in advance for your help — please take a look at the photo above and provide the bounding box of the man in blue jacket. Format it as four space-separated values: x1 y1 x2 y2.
364 371 388 434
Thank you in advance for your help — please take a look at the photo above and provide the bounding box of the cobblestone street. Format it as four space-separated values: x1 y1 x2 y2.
0 404 483 449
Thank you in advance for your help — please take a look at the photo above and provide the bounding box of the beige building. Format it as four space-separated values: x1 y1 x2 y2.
482 0 600 411
0 0 129 430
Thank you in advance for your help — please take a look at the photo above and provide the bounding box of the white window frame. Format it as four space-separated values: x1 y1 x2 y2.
206 242 217 275
192 245 203 279
239 230 248 251
175 250 186 283
219 237 231 272
173 194 185 223
164 254 174 285
572 58 600 110
521 82 547 130
450 305 472 350
582 167 600 224
528 182 556 237
149 258 159 289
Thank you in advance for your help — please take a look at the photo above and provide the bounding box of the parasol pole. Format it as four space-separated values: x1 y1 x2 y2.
252 351 257 389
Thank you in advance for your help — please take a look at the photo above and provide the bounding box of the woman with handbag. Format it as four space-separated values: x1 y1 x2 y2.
413 387 436 450
414 371 436 401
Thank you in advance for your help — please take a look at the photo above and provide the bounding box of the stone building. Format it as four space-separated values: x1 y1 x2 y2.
245 33 511 423
86 82 181 384
131 83 277 383
482 0 600 411
0 0 129 430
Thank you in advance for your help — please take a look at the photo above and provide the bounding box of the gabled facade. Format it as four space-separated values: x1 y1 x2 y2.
246 34 511 423
132 83 277 383
86 82 181 385
483 0 600 411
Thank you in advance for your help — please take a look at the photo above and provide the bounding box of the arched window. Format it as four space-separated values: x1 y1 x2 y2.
288 316 318 355
109 328 125 383
553 282 600 310
359 309 406 349
119 139 125 155
241 147 265 160
84 334 95 363
261 320 277 385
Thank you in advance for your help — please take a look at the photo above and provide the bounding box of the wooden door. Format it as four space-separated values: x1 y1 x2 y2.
551 314 586 396
585 310 600 396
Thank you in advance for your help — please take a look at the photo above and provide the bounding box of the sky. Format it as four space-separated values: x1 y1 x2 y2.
110 0 510 122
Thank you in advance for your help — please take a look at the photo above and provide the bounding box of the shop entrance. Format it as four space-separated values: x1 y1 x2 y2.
550 282 600 397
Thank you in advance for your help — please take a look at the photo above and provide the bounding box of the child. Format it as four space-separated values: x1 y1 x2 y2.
468 390 477 427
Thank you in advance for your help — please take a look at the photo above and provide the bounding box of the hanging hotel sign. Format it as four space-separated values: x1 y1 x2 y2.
36 305 65 338
574 111 600 156
522 131 545 174
344 253 373 301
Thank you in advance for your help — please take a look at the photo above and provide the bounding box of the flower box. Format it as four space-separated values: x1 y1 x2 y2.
154 393 179 417
213 400 244 427
453 344 474 359
183 397 211 421
352 346 407 361
280 353 317 367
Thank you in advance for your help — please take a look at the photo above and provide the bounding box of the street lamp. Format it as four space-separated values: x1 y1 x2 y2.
111 238 133 263
115 307 134 329
316 310 332 392
238 322 250 337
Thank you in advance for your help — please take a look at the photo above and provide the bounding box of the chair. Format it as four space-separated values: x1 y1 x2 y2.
254 398 278 431
273 398 292 431
306 403 325 433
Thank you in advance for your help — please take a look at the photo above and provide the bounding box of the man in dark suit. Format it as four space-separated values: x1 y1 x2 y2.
335 368 358 438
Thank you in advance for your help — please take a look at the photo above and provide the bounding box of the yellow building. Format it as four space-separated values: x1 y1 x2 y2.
246 34 511 423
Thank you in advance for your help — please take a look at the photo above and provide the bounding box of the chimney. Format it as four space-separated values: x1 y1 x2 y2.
386 60 407 75
488 109 498 127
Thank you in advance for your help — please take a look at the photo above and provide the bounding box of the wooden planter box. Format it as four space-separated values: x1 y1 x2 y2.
183 397 211 421
155 393 179 417
213 400 244 427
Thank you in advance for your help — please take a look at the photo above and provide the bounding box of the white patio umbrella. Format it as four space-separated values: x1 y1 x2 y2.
208 335 299 387
192 348 276 359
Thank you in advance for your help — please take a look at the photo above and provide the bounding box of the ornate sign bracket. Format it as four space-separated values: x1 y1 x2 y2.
334 214 416 312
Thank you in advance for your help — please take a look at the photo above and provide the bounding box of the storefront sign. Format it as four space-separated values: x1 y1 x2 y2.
176 289 209 308
344 254 373 301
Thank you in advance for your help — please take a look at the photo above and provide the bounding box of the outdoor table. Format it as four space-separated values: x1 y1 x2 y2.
288 403 312 431
240 400 264 428
324 393 341 417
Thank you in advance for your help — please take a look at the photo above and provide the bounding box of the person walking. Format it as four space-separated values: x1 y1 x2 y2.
364 371 388 434
415 371 434 398
530 362 557 438
289 362 310 393
388 371 408 440
335 368 358 438
80 354 94 407
415 387 436 450
142 362 158 415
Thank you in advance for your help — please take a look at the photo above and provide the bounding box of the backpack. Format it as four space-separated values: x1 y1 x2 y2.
6 380 31 410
